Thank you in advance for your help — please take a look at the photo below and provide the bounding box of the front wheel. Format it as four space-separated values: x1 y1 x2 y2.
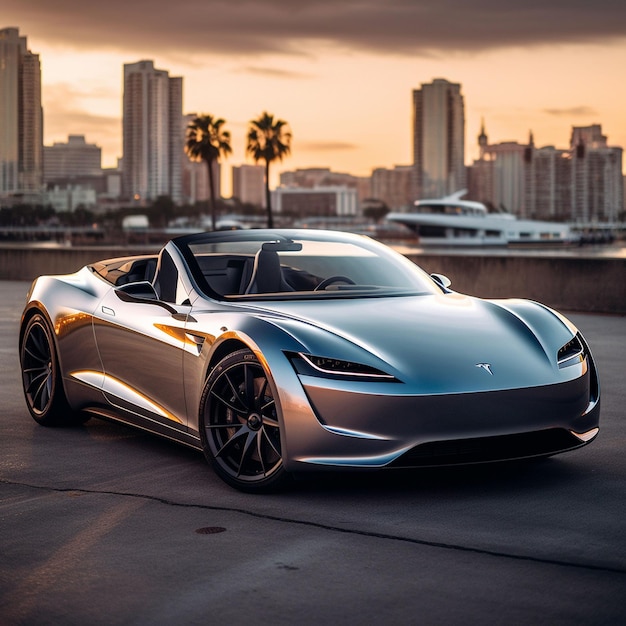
200 349 290 492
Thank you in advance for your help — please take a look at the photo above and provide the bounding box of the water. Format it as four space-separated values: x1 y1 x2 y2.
389 242 626 259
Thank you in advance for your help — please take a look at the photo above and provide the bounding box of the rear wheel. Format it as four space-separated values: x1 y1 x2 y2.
200 349 289 492
20 313 83 426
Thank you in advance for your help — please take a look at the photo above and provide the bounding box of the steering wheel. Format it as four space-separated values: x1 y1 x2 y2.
314 275 356 291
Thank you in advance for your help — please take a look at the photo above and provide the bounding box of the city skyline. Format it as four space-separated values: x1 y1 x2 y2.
3 2 626 194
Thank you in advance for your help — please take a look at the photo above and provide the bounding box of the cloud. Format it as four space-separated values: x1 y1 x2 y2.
43 83 120 148
543 106 599 117
44 82 115 104
5 1 626 59
298 141 358 152
237 66 313 79
45 109 119 136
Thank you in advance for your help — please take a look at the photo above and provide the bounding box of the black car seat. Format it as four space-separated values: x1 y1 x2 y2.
244 248 294 294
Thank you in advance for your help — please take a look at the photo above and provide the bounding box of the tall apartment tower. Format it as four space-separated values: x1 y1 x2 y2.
232 164 265 207
122 60 182 204
412 78 466 199
0 27 43 195
371 165 414 210
570 125 623 222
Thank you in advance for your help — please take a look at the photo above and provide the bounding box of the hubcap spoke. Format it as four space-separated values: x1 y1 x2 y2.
261 426 281 458
210 388 244 414
261 398 278 426
214 424 246 458
32 374 51 410
237 429 259 477
29 328 48 360
255 431 267 475
223 372 247 412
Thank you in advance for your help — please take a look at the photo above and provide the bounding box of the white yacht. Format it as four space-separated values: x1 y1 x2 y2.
386 190 574 246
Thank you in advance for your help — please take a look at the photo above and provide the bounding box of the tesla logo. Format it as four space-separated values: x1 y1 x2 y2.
476 363 493 375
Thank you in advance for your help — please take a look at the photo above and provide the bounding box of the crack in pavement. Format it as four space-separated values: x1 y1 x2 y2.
3 477 625 576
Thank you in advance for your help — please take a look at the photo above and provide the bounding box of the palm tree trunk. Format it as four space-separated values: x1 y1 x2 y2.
265 159 273 228
206 158 217 231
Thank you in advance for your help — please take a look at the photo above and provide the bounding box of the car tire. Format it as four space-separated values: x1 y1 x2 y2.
20 313 85 426
200 348 290 492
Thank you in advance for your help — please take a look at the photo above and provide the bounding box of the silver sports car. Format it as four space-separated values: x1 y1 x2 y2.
19 229 600 491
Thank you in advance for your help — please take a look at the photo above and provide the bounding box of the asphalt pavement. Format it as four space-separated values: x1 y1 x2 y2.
1 280 625 625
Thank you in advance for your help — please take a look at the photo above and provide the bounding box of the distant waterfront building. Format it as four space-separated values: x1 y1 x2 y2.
101 168 122 201
483 139 527 214
524 144 572 220
370 165 413 210
469 123 623 222
0 27 43 196
272 186 358 217
412 78 466 199
44 185 97 212
182 160 215 205
232 164 265 207
470 126 556 216
279 168 371 204
569 125 623 223
44 135 102 182
122 60 183 204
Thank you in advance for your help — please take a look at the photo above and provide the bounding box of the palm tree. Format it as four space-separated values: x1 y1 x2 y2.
185 115 232 231
246 112 292 228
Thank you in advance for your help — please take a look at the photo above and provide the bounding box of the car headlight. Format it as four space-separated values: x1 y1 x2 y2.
287 352 396 381
557 333 585 368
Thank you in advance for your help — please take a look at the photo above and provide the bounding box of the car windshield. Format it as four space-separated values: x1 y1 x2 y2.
174 229 440 300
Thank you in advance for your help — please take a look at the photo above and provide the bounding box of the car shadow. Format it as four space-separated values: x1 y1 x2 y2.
289 455 594 497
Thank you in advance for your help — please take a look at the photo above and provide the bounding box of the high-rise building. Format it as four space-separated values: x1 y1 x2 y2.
524 141 572 221
469 123 623 222
0 27 43 196
182 159 216 205
370 165 414 210
484 141 527 214
122 60 182 204
412 78 466 199
232 164 265 207
44 135 102 182
569 125 623 222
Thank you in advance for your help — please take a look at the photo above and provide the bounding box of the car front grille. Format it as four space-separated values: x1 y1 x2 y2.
389 428 585 467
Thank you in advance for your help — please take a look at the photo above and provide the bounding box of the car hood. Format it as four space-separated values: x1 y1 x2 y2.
245 292 579 393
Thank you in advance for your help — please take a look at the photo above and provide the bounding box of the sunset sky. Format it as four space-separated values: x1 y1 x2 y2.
5 1 626 193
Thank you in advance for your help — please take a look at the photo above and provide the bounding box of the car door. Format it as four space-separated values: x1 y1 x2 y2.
92 249 192 434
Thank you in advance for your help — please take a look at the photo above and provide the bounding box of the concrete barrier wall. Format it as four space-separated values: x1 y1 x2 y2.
0 246 153 283
409 254 626 315
1 245 624 314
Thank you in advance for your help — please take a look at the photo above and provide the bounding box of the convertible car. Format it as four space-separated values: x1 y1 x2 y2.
19 229 600 491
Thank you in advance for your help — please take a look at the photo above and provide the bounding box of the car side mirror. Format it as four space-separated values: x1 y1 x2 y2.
430 273 452 289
